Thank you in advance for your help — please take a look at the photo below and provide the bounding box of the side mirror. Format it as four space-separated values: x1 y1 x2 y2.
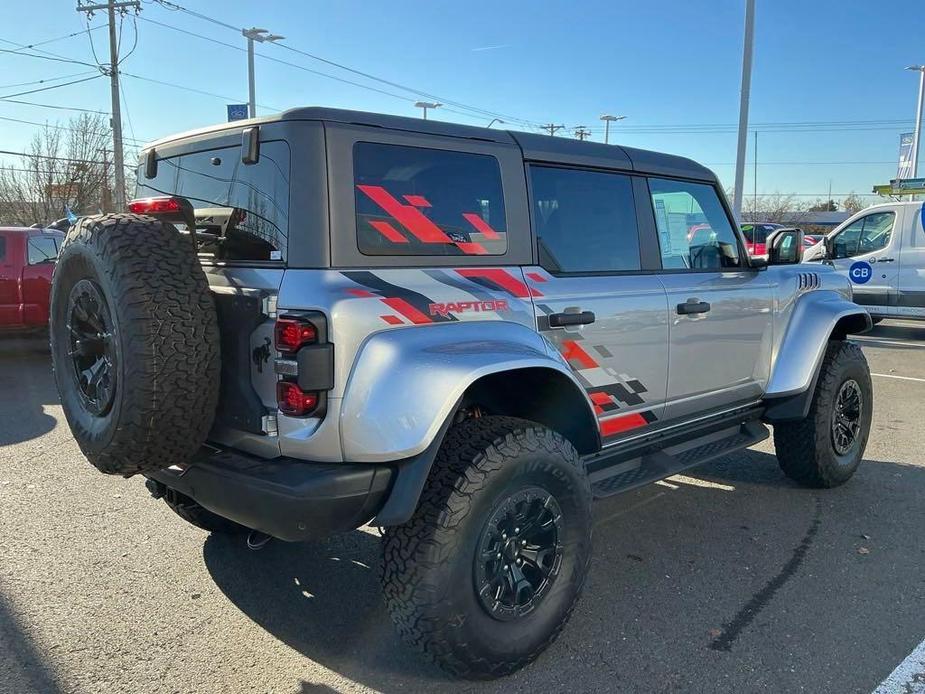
824 235 836 259
767 228 804 265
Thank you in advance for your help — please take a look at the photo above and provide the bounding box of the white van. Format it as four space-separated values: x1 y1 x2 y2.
805 201 925 320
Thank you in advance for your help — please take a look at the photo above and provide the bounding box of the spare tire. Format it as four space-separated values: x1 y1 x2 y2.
50 214 220 477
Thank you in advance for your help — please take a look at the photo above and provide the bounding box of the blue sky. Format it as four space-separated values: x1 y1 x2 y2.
2 0 923 201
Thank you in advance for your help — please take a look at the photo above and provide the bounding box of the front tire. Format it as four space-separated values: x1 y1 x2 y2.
773 340 872 487
381 416 592 679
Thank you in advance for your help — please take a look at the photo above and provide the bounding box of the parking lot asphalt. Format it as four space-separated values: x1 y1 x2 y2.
2 321 925 694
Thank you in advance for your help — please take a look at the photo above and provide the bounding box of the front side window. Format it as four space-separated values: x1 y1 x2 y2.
135 140 290 262
28 236 58 265
649 178 742 270
832 212 894 259
354 142 507 256
530 166 641 273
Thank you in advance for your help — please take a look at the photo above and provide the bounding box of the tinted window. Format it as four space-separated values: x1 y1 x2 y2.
28 236 58 265
649 178 741 270
833 212 894 259
354 143 506 256
135 141 290 262
0 236 5 261
530 166 640 273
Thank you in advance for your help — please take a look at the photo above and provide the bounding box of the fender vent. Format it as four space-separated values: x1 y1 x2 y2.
797 272 821 291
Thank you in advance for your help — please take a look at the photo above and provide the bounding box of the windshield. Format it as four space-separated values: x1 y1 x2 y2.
740 224 780 244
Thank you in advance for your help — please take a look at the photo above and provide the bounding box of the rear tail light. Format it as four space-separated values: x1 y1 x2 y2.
276 381 318 417
128 196 183 215
275 318 317 353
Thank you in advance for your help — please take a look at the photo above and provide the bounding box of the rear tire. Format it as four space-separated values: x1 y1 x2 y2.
773 340 872 487
381 416 592 679
50 214 220 477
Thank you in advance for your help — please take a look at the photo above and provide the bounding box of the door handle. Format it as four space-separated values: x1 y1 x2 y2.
875 257 894 263
676 299 711 315
548 310 596 327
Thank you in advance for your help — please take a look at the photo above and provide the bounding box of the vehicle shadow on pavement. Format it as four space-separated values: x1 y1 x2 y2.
0 338 58 447
0 592 66 694
201 446 925 692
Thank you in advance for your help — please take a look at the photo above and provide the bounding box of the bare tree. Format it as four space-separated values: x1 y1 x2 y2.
0 114 117 227
841 192 866 214
739 192 808 226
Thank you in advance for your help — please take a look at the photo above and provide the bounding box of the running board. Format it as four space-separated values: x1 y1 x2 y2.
587 420 769 499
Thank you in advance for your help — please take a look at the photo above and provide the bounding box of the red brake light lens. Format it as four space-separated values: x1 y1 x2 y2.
275 318 317 352
127 196 182 215
276 381 318 417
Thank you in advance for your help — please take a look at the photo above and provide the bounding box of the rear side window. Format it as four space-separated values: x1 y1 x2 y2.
0 236 5 261
136 140 290 262
28 236 58 264
530 166 641 273
354 142 507 256
649 178 742 270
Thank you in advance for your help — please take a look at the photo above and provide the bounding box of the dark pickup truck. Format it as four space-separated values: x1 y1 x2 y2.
0 227 64 331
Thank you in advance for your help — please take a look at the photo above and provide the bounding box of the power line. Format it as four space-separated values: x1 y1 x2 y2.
0 98 109 114
0 25 107 54
0 74 102 100
142 2 542 127
0 115 148 143
0 148 135 169
0 70 99 90
120 70 280 111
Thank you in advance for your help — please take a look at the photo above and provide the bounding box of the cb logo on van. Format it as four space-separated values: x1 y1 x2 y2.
849 261 873 285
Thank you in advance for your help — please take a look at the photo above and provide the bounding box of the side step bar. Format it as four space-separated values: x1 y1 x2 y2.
586 418 769 499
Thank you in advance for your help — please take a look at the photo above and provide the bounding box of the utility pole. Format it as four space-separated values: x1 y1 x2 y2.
99 148 112 212
906 65 925 179
414 101 441 120
732 0 756 222
753 130 758 216
600 114 626 144
243 27 284 119
574 126 592 141
76 0 140 212
541 123 565 137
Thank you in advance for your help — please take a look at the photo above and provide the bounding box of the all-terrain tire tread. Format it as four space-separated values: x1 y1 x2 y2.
773 340 869 488
52 214 220 476
381 416 591 679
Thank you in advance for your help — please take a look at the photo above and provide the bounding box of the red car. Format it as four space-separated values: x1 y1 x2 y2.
0 227 65 331
739 223 785 257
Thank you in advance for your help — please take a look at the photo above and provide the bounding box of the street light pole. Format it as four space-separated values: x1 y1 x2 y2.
732 0 756 222
907 65 925 179
243 27 284 118
487 118 505 128
599 114 626 144
414 101 442 120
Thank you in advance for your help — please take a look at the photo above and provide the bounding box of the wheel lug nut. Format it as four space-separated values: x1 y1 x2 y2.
496 553 501 559
521 539 527 546
514 527 520 533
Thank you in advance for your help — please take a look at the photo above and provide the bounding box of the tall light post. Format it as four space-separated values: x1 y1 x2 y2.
487 118 505 128
732 0 756 221
243 27 284 118
415 101 442 120
599 114 626 144
906 65 925 179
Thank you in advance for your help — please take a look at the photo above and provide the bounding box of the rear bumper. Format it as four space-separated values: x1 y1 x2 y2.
147 445 394 541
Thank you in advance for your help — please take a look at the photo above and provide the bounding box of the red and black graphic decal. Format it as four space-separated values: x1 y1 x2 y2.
356 185 502 256
599 410 658 437
551 332 658 438
454 269 542 298
342 271 458 325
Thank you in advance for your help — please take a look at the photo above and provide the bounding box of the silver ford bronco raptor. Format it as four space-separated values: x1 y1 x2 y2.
50 107 873 679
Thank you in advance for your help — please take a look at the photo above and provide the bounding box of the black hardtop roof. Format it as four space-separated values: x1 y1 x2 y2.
145 106 716 183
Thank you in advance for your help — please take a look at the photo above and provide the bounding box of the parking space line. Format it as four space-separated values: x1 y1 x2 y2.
854 337 925 348
872 373 925 384
851 335 925 349
872 636 925 693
